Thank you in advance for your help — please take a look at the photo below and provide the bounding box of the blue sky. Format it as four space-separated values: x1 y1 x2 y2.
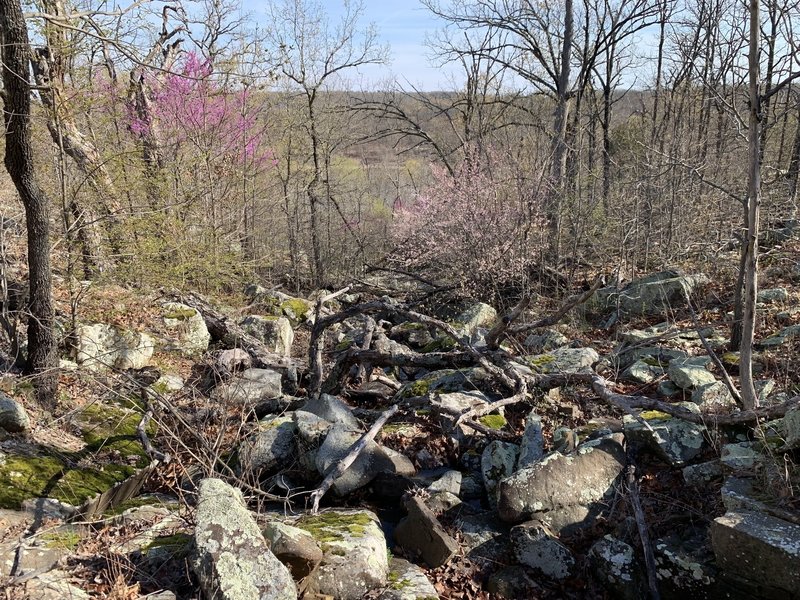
245 1 458 90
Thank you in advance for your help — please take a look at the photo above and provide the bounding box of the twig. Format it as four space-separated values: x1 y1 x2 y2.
627 463 660 600
137 407 171 463
308 404 399 514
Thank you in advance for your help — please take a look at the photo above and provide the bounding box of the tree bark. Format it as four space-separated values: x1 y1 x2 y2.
0 0 58 408
740 0 762 410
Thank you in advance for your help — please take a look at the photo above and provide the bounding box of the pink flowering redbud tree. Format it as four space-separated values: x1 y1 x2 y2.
391 146 546 300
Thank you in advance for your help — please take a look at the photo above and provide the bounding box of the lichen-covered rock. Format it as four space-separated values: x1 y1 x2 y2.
668 357 716 389
614 346 688 371
211 368 285 414
487 566 536 598
720 442 763 471
151 374 184 395
262 520 323 579
497 434 625 524
759 324 800 347
192 478 296 600
523 329 569 353
453 302 497 337
654 531 718 598
589 535 642 600
711 510 800 596
161 302 210 355
784 406 800 449
379 557 439 600
691 381 736 411
315 425 397 495
481 441 518 500
517 412 544 468
622 360 665 384
301 394 360 430
757 287 789 304
389 322 435 350
0 394 30 433
213 348 251 376
511 520 575 580
623 404 706 467
237 414 297 474
75 324 155 370
523 346 599 375
239 315 294 357
588 271 709 317
404 368 493 398
297 509 388 599
682 460 722 486
394 495 459 568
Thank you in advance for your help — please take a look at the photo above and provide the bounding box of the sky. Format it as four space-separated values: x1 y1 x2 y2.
245 1 460 91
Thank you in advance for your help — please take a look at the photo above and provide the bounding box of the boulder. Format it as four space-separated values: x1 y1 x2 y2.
622 359 664 384
297 509 389 599
239 315 294 357
262 520 324 579
517 412 544 469
394 495 459 568
378 557 439 600
213 348 251 376
523 329 569 353
654 531 718 599
757 287 789 303
315 425 397 495
161 302 210 355
487 566 536 598
237 414 297 474
211 368 285 414
301 394 360 430
682 460 723 486
511 520 575 580
667 357 716 389
453 302 497 337
691 381 736 411
760 324 800 347
404 368 494 398
589 535 643 600
711 510 800 596
623 404 706 467
589 271 709 317
192 478 296 600
784 406 800 449
481 441 518 500
75 324 154 370
0 394 30 433
497 434 625 524
720 442 763 471
523 346 599 375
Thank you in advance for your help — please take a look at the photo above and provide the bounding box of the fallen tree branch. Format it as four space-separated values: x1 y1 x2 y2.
626 463 660 600
308 404 399 514
137 407 171 464
309 286 352 399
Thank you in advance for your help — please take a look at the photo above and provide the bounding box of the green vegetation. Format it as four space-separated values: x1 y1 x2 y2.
479 414 507 429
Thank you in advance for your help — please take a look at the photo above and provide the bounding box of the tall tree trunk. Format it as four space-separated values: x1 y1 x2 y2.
547 0 574 263
740 0 762 410
0 0 58 409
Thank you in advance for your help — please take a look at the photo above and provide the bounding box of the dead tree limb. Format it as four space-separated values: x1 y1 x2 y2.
309 286 352 399
308 404 399 514
626 463 660 600
486 275 605 350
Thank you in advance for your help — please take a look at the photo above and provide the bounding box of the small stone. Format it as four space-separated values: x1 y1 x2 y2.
589 535 642 600
378 557 439 600
623 403 706 467
691 381 736 411
481 441 519 500
682 460 722 486
720 442 763 471
668 357 716 389
622 360 664 384
757 287 789 304
518 412 544 468
262 521 323 579
394 495 459 568
523 329 569 353
0 393 30 433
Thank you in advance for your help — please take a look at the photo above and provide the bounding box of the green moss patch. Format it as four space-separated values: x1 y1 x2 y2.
479 414 507 429
0 454 138 510
144 533 192 558
296 511 373 543
40 528 82 550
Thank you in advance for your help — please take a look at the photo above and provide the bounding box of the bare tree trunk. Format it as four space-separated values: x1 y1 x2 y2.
740 0 762 410
0 0 58 409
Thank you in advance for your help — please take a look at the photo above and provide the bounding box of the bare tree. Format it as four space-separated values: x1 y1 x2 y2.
0 0 58 408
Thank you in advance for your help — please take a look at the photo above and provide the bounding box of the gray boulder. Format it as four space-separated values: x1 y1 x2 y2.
301 394 360 429
498 434 625 524
511 520 575 580
622 360 664 384
75 324 154 370
237 415 297 474
454 302 497 337
297 509 389 599
211 368 284 413
481 441 519 500
523 329 569 353
262 520 323 579
394 495 459 568
517 412 544 468
523 346 598 375
192 478 296 600
691 381 736 411
623 403 706 467
757 287 789 304
378 557 439 600
161 302 210 355
315 424 396 495
711 510 800 596
0 394 30 433
589 271 709 317
239 315 294 357
760 324 800 347
668 357 715 389
589 535 642 600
